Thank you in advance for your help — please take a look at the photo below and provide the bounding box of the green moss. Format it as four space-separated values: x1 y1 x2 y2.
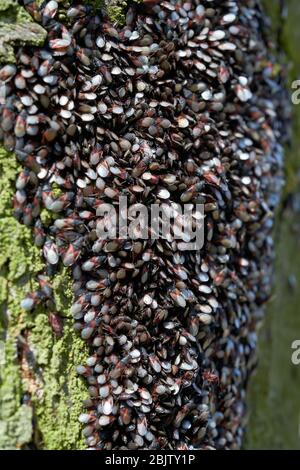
105 0 127 24
85 0 105 11
83 0 130 25
107 4 126 24
0 146 42 449
0 0 46 64
40 183 67 223
0 145 88 450
40 208 54 227
51 183 63 199
105 0 144 25
0 1 89 448
0 22 47 64
28 269 88 450
59 0 144 24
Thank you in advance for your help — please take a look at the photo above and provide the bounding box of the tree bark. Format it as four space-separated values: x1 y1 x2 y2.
0 1 88 450
0 0 137 452
0 0 299 450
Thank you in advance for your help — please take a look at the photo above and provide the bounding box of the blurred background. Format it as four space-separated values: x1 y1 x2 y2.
245 0 300 449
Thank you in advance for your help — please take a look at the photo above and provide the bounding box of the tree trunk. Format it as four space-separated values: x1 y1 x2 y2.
0 0 136 452
0 0 88 450
0 0 299 450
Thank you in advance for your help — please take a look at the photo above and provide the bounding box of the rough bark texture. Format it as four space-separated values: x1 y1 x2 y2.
0 0 46 64
0 143 89 449
0 0 88 450
0 0 299 450
0 0 142 451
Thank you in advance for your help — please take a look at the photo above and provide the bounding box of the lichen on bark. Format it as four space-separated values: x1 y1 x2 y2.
0 1 90 450
0 0 140 451
0 4 89 447
0 144 90 449
85 0 145 25
0 0 46 64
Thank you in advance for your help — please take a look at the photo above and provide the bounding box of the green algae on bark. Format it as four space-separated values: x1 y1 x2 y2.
84 0 145 25
0 146 42 449
28 301 89 450
0 0 143 65
104 0 144 25
0 1 87 449
0 22 47 64
0 146 89 449
0 0 46 64
106 0 129 24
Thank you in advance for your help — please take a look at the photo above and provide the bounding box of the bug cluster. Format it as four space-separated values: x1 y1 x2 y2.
0 0 288 449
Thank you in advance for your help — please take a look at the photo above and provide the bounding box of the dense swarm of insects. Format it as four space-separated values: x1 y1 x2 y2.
0 0 289 449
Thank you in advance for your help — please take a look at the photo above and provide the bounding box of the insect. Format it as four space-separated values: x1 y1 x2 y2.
202 370 219 386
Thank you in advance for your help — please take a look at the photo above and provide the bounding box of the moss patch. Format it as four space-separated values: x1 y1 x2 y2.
0 0 46 64
105 0 144 25
0 146 88 450
0 146 41 449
